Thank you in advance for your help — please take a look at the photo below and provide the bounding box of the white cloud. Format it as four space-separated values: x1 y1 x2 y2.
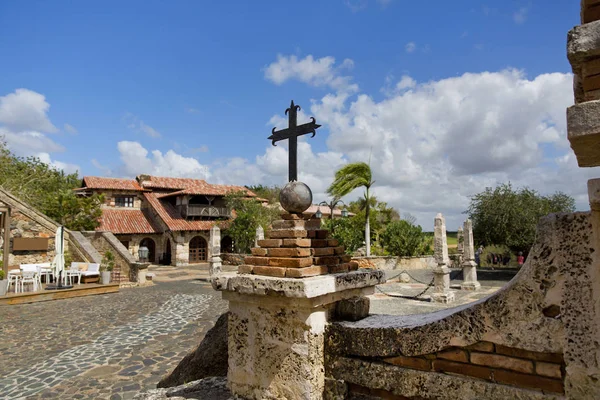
36 152 80 175
117 141 210 179
64 123 78 135
513 7 528 24
0 89 58 133
185 107 201 114
405 42 416 53
253 57 600 229
123 113 162 138
264 54 358 93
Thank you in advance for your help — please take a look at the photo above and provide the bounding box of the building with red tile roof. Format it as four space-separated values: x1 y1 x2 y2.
79 175 255 266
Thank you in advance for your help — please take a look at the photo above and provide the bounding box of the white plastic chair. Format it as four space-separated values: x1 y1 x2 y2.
66 265 81 285
7 270 21 293
37 263 52 285
19 270 38 292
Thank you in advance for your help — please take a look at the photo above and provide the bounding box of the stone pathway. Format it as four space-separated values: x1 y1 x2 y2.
0 280 227 400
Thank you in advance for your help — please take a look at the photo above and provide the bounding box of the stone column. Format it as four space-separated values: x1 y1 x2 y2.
460 219 481 291
254 225 264 248
212 214 385 400
209 225 222 276
456 225 464 264
432 213 455 303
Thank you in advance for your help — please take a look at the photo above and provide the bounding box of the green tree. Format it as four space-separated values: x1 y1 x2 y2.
0 140 103 230
466 183 576 254
381 220 431 257
322 216 366 254
225 190 279 253
327 162 374 256
245 185 281 204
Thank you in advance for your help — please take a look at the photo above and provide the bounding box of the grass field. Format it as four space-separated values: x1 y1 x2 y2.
425 231 458 247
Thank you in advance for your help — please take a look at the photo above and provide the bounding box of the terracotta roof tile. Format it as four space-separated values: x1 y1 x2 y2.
83 177 143 191
97 209 161 234
138 175 255 197
143 192 218 231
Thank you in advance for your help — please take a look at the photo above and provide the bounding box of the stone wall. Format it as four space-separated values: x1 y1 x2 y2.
7 209 58 267
351 256 440 271
82 231 145 283
325 212 598 399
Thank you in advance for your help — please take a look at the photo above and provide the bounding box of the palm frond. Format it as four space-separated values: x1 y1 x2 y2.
327 162 373 197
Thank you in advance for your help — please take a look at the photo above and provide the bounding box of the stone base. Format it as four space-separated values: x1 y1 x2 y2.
461 281 481 291
213 270 385 400
431 291 455 304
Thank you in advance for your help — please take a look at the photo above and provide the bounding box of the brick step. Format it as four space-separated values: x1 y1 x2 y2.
238 262 358 278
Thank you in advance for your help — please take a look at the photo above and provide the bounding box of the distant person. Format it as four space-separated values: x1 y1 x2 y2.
502 252 510 266
475 246 482 267
517 252 525 267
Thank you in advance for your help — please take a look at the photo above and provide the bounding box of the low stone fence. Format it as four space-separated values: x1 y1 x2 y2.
352 255 459 270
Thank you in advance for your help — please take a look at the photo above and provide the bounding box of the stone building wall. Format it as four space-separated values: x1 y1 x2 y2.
82 232 137 282
7 209 60 267
99 190 143 209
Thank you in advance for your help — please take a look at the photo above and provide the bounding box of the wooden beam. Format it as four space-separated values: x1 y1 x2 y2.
0 283 120 305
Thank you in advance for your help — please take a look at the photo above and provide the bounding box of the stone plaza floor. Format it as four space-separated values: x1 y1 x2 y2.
0 273 227 400
0 265 514 399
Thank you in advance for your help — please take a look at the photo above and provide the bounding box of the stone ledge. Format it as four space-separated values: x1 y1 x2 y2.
211 269 385 299
568 19 600 71
567 101 600 167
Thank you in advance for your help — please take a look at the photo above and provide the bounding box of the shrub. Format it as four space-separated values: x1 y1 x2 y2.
381 220 431 257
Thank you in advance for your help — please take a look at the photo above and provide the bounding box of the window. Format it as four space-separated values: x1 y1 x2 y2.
115 196 134 207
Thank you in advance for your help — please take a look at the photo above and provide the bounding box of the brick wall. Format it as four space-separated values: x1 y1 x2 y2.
374 341 564 395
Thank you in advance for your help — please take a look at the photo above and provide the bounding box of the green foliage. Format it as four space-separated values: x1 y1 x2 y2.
225 190 280 253
322 216 366 254
101 250 115 272
327 162 375 256
381 220 431 257
466 183 576 254
245 185 281 204
479 244 513 268
0 140 103 230
0 269 4 280
64 250 73 268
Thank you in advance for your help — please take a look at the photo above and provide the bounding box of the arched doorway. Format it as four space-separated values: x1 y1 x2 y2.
221 235 234 253
160 238 172 265
140 238 156 263
189 236 207 263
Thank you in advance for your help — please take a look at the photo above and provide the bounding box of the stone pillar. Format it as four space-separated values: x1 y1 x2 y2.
209 225 222 276
432 213 455 303
254 225 264 248
460 219 481 291
212 214 385 400
456 225 464 264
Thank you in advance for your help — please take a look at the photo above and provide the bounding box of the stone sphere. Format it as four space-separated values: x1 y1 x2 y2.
280 181 313 214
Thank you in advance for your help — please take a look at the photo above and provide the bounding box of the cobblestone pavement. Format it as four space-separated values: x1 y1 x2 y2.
0 279 227 400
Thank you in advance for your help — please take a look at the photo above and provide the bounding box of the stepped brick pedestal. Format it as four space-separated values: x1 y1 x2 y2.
212 214 385 400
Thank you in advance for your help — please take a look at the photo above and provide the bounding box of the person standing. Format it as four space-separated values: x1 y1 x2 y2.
517 251 525 267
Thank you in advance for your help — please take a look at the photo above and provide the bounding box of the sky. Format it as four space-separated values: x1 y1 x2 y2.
1 0 598 229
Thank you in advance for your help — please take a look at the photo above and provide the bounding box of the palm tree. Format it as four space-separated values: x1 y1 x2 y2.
327 162 374 256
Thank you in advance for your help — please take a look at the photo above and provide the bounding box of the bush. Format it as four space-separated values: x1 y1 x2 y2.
102 250 115 272
381 220 431 257
322 217 365 254
479 244 514 268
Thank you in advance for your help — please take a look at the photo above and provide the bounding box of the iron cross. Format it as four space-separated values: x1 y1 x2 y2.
268 100 321 182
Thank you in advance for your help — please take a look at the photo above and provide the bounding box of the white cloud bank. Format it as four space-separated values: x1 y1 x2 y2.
0 88 79 173
212 58 600 229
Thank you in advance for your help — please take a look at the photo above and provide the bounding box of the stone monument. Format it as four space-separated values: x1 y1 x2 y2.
460 219 481 290
211 101 385 400
456 225 464 263
209 225 222 276
254 225 264 248
431 213 455 303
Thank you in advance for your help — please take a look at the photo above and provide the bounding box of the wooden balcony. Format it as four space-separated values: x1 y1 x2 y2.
178 204 231 218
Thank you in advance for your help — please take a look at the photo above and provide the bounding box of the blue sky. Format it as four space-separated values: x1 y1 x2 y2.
0 1 596 228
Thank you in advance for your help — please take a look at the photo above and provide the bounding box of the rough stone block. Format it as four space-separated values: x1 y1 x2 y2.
282 238 311 248
348 261 359 271
493 369 564 394
383 355 431 371
244 256 268 266
470 352 534 374
257 239 282 248
583 3 600 23
333 246 345 255
535 362 562 379
316 230 328 239
252 266 287 277
432 359 493 381
311 247 334 256
269 229 308 239
251 248 267 256
583 74 600 92
268 257 313 268
328 263 350 274
568 20 600 70
327 239 340 247
272 219 320 230
281 213 303 220
285 265 328 278
335 296 370 322
238 265 253 274
313 256 341 266
582 58 600 77
437 348 468 363
589 178 600 210
268 248 312 257
340 254 352 263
